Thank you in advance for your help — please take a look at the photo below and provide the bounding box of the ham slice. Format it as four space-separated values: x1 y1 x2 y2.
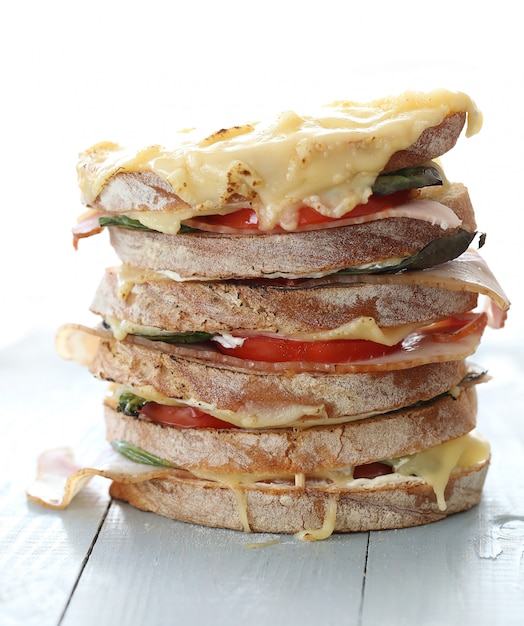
26 446 174 509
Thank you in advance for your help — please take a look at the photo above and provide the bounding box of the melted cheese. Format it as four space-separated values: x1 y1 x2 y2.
294 495 338 542
182 431 489 502
116 265 167 298
176 431 490 533
78 90 481 231
125 209 195 236
103 313 425 346
393 431 490 510
277 318 423 345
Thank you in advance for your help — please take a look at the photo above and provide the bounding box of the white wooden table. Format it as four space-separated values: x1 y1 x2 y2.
1 328 523 626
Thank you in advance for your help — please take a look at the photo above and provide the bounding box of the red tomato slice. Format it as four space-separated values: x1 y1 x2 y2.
353 462 394 479
192 190 411 231
216 336 401 363
139 403 237 429
214 313 486 364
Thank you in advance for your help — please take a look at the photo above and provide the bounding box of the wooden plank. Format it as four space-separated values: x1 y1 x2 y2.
0 331 110 626
3 331 524 626
0 483 109 626
61 503 369 626
360 343 524 626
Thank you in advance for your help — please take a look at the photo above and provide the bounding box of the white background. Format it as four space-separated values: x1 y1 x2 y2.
1 1 522 350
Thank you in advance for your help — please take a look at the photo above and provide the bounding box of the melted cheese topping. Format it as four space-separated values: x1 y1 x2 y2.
78 90 481 231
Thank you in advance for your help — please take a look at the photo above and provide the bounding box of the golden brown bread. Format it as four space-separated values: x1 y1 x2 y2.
91 267 478 334
107 183 476 280
108 458 488 534
104 385 478 474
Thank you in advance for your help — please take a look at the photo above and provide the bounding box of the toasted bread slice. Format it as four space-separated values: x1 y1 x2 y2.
91 266 478 335
104 385 478 474
108 457 489 535
107 183 476 280
82 111 467 216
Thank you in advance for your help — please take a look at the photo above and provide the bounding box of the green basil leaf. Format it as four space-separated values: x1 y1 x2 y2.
134 331 216 344
99 215 153 230
372 166 442 196
99 215 197 234
387 229 476 272
117 392 148 417
111 440 172 467
337 229 476 276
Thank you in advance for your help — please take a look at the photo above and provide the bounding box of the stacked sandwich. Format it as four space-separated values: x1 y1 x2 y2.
30 90 510 539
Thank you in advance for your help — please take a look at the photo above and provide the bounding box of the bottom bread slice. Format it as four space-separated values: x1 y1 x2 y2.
109 460 489 537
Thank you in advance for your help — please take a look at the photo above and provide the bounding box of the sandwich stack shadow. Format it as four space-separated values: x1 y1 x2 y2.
29 90 510 539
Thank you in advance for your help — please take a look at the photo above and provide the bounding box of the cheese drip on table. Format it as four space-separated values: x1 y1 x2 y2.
78 90 481 231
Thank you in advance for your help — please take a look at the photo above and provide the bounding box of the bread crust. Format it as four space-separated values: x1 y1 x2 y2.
382 112 466 172
89 334 472 423
108 458 488 534
91 268 478 334
104 386 477 473
107 183 476 280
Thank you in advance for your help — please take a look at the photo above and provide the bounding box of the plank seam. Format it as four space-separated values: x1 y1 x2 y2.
57 498 112 625
358 532 371 626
